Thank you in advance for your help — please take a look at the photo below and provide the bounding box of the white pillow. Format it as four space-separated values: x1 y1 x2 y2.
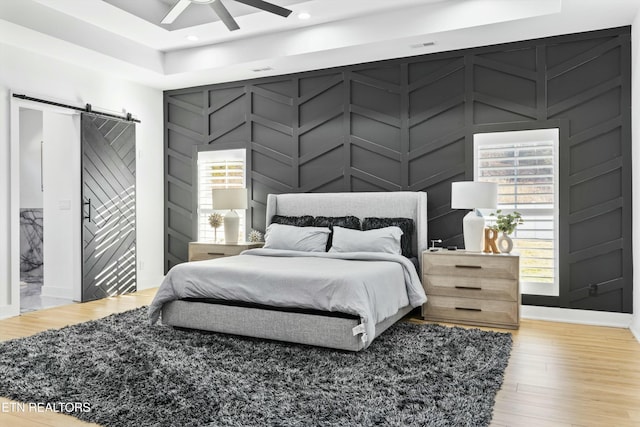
329 226 403 255
263 223 331 252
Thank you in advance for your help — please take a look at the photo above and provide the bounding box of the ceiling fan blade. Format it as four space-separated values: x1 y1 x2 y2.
161 0 191 24
234 0 292 18
210 0 240 31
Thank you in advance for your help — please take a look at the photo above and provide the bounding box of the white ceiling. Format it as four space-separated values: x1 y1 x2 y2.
1 0 638 90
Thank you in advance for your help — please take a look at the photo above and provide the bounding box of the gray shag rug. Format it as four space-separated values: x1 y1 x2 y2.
0 307 512 426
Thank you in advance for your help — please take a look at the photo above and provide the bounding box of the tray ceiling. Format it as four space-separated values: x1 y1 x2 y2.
1 0 638 89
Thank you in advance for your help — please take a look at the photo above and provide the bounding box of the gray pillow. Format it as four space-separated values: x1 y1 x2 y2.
362 217 415 258
264 223 331 252
328 226 403 255
313 215 362 251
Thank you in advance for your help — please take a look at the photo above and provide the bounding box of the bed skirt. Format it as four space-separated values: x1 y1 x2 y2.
161 301 413 352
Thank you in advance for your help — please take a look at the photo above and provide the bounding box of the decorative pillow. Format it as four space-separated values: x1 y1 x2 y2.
264 223 330 252
362 217 415 258
271 215 315 227
313 216 361 251
328 226 403 255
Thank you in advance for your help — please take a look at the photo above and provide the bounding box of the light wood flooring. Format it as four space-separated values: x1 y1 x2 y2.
1 288 639 427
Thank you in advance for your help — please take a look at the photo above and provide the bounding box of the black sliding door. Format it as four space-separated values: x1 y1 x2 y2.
81 113 136 302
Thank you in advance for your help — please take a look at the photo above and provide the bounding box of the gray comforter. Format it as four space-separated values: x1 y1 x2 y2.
149 248 427 347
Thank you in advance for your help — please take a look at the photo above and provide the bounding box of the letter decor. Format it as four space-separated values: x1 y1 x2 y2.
483 228 500 254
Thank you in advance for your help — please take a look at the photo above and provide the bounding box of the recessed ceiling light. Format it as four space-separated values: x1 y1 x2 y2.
186 34 199 41
297 11 311 20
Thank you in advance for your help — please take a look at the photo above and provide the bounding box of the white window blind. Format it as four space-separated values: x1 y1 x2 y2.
475 129 559 296
197 149 246 242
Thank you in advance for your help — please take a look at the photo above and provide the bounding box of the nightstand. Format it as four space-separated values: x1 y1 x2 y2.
188 242 263 262
421 250 520 329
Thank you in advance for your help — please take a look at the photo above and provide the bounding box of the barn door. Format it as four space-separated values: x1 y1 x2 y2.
81 113 136 302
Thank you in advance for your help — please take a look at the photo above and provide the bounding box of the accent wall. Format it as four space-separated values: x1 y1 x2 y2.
164 26 632 314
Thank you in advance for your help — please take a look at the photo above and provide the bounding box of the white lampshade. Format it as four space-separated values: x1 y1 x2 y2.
212 188 248 210
451 182 498 210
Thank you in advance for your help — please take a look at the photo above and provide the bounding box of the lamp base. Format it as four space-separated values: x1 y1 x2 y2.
224 210 240 244
462 209 485 252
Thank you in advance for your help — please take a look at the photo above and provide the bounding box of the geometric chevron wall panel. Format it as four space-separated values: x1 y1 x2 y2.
165 26 632 313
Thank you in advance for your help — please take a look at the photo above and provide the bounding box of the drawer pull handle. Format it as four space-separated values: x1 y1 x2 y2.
455 307 482 312
207 252 225 256
455 264 482 269
455 285 482 290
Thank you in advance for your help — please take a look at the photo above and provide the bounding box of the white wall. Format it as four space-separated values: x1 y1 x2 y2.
0 42 164 317
631 15 640 341
19 108 43 209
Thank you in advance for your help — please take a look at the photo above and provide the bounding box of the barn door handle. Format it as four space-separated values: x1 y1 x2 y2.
84 198 92 222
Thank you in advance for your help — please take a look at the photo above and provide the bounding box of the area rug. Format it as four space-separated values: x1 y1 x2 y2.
0 307 512 426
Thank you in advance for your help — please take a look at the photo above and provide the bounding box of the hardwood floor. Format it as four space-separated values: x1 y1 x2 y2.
1 288 639 427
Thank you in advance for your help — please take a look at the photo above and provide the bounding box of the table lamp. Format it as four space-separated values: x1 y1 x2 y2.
451 181 498 252
212 188 248 244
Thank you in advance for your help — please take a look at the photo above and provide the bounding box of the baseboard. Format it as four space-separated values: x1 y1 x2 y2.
40 286 74 300
521 305 632 328
630 320 640 343
0 304 19 320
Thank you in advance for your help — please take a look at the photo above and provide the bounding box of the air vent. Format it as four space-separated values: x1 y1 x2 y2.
410 42 436 49
252 67 274 72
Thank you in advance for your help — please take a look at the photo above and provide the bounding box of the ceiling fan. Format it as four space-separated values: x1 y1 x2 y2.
161 0 293 31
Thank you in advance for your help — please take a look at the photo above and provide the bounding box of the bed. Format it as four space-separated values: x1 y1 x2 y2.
150 191 428 351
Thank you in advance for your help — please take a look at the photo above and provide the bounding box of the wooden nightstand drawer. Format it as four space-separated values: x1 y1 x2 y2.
188 242 263 262
423 295 518 329
422 253 518 280
421 250 520 329
190 251 226 261
423 275 518 302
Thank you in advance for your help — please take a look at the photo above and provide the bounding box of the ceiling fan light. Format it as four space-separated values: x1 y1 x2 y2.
297 11 311 20
190 0 214 4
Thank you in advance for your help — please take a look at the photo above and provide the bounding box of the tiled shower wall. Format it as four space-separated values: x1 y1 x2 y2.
20 208 43 281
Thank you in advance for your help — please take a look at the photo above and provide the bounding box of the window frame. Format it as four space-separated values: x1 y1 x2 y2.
473 128 560 297
195 147 247 243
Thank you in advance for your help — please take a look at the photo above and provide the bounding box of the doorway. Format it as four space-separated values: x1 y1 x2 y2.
16 106 81 312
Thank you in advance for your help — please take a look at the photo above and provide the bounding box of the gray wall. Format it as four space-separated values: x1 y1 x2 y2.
164 26 632 313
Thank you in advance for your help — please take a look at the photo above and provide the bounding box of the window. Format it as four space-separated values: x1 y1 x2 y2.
474 129 559 296
197 149 246 242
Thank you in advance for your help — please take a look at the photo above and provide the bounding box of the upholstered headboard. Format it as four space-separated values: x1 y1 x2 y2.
265 191 427 266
